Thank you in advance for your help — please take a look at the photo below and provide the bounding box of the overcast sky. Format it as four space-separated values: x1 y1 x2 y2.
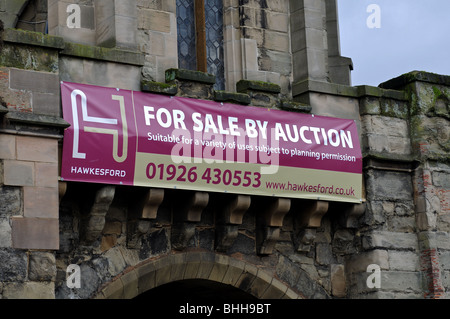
337 0 450 87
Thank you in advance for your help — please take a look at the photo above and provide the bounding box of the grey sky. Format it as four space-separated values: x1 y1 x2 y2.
337 0 450 87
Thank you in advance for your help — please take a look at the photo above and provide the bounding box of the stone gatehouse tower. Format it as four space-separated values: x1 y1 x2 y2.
0 0 449 300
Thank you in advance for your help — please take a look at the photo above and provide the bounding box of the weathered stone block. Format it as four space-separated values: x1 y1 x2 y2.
138 8 171 32
411 115 449 159
120 269 139 299
346 249 389 274
0 67 33 111
154 260 172 287
3 159 34 186
140 227 170 259
214 90 251 105
2 282 55 299
283 288 301 299
361 115 409 137
381 271 422 293
9 68 59 94
169 253 187 282
388 251 420 272
175 81 214 100
136 261 156 294
362 231 418 251
0 134 15 160
275 255 300 288
11 217 59 250
59 57 142 91
184 253 201 279
32 92 61 116
247 269 272 298
113 15 137 49
235 263 257 293
264 11 289 32
104 246 127 277
102 221 122 236
137 0 163 10
23 186 59 219
0 217 12 247
236 79 281 94
240 7 288 32
258 49 292 75
35 162 58 188
331 264 346 297
365 170 413 201
208 254 229 283
222 258 245 286
0 186 21 216
100 274 124 299
0 248 27 281
436 232 450 250
101 235 117 251
380 98 409 119
141 80 177 95
307 91 360 121
260 277 288 299
28 252 57 281
137 0 176 13
315 242 334 265
16 136 58 163
241 27 289 52
332 229 356 254
432 171 450 189
294 267 329 299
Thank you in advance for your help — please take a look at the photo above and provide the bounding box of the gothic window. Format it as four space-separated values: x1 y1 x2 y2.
176 0 225 90
14 0 48 33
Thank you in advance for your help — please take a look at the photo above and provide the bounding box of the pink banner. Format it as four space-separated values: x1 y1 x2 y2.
61 82 363 203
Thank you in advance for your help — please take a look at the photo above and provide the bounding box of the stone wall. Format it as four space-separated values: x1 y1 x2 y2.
347 72 450 298
0 28 65 298
0 0 449 300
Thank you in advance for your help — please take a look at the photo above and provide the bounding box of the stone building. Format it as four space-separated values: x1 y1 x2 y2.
0 0 449 300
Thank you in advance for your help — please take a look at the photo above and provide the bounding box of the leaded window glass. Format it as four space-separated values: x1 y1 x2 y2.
176 0 225 91
176 0 197 71
205 0 225 91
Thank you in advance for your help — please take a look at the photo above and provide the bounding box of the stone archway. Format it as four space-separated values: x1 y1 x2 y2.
136 279 257 301
92 251 302 299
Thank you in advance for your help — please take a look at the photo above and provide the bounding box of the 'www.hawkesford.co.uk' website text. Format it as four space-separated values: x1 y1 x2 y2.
265 181 355 196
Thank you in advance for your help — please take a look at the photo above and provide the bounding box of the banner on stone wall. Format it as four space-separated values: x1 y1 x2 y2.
60 81 363 203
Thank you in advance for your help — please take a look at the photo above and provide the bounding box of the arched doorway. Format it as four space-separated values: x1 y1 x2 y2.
94 252 301 299
135 279 257 301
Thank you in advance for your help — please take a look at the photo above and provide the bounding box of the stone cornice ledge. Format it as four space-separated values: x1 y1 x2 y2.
293 79 407 101
5 111 70 128
3 28 65 49
61 42 145 66
379 70 450 90
165 68 216 84
3 28 145 67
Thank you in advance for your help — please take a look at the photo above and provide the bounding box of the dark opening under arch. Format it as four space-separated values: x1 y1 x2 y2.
135 279 257 301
